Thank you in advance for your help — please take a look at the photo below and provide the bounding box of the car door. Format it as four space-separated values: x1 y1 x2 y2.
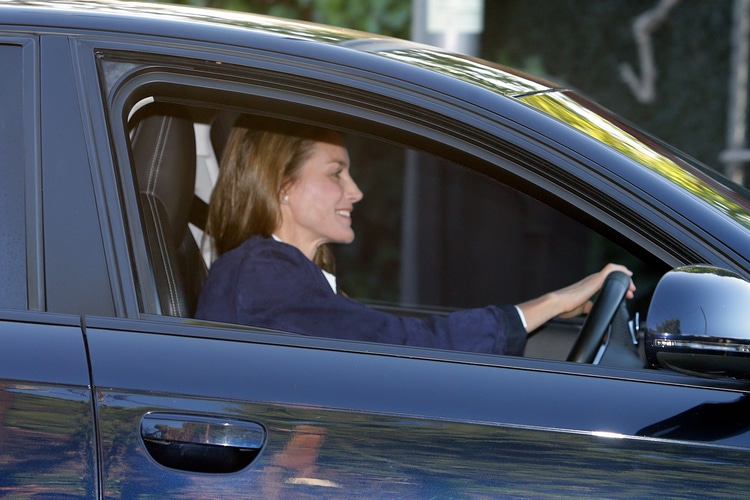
71 32 750 498
84 316 750 498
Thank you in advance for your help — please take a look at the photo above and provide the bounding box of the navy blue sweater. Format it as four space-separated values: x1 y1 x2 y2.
196 236 527 355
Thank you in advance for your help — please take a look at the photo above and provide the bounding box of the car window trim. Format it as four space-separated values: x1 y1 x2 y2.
97 43 731 270
85 312 750 394
98 50 719 329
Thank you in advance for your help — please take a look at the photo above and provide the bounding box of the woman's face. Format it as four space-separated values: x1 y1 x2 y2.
277 133 363 259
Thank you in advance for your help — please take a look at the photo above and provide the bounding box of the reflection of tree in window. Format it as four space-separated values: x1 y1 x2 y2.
656 318 681 334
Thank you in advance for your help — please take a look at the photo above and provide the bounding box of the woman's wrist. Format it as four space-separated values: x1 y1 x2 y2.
516 292 561 333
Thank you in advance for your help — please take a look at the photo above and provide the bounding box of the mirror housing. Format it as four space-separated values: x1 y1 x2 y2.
645 265 750 379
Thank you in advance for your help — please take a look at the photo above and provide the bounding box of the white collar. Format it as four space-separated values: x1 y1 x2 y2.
272 234 337 294
321 269 338 294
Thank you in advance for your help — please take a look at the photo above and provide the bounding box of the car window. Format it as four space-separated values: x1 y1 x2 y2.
104 56 665 363
0 42 29 310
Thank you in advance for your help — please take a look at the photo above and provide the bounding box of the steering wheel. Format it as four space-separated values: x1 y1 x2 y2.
566 271 631 363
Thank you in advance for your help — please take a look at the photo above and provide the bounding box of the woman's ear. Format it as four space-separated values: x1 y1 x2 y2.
279 177 292 204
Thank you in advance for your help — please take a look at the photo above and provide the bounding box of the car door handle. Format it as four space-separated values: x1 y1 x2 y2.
140 413 266 473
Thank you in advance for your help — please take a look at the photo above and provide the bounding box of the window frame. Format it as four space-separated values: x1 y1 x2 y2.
81 42 750 389
103 66 666 309
95 46 699 313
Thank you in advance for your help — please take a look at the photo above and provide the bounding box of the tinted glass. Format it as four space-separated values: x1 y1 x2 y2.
0 43 27 309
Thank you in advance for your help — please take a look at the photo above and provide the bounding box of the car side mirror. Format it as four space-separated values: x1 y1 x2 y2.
645 265 750 379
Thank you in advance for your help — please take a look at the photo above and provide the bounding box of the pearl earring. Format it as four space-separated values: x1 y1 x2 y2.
282 195 289 203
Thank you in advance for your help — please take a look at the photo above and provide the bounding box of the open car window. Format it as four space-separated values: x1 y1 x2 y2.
337 134 664 312
105 55 667 364
335 136 666 361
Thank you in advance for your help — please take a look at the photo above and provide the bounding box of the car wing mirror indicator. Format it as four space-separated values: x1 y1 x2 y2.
141 413 266 473
646 265 750 379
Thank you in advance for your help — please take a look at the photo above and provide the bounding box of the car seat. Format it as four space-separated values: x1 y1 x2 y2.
130 102 207 317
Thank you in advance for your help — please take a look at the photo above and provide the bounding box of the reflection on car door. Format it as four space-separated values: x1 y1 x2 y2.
0 313 96 496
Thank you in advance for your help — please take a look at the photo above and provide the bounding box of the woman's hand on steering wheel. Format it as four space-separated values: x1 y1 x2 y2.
566 269 634 363
517 264 635 333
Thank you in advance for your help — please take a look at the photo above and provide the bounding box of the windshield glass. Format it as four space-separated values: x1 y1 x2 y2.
520 90 750 231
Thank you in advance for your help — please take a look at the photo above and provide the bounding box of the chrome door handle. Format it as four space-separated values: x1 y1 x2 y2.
141 413 266 473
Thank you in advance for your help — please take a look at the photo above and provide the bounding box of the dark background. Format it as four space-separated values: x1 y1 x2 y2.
484 0 733 173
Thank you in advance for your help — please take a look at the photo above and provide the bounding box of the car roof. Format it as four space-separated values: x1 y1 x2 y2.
0 0 559 99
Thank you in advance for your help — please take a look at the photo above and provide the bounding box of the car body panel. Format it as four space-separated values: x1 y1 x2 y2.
87 316 750 497
39 33 116 317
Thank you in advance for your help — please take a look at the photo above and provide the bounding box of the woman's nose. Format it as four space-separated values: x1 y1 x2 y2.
347 178 363 203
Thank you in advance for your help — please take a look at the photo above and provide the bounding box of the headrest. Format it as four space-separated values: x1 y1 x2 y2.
131 103 196 244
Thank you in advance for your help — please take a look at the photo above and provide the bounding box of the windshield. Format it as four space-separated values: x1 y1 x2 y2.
520 90 750 231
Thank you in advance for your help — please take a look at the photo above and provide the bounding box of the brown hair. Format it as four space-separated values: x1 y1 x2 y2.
205 116 336 273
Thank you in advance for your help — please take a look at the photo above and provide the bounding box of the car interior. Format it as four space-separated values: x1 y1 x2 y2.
129 102 208 318
125 96 665 367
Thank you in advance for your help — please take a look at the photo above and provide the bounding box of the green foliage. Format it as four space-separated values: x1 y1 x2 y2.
152 0 411 37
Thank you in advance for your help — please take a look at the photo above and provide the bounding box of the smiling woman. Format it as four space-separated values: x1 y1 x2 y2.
275 130 363 261
202 117 343 270
194 115 634 355
196 116 523 354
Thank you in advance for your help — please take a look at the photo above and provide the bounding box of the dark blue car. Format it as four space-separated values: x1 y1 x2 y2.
2 0 750 497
